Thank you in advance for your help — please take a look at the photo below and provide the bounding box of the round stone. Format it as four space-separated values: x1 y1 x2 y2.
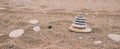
29 20 39 24
78 37 83 39
69 26 92 33
9 29 24 38
33 26 41 32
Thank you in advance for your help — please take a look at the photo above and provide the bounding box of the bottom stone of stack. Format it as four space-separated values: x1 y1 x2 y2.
69 26 92 33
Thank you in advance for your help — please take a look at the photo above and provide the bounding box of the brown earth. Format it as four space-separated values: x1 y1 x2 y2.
0 0 120 49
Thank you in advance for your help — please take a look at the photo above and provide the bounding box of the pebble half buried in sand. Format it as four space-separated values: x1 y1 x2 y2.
33 26 41 32
108 34 120 42
9 29 24 38
29 20 39 24
94 40 103 45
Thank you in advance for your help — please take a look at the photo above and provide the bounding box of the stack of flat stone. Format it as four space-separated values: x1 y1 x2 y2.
69 14 92 33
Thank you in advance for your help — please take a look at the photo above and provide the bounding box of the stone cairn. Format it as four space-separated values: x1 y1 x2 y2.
69 14 92 33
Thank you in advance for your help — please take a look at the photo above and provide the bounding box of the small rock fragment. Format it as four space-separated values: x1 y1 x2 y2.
9 29 24 38
48 25 52 29
9 44 14 48
94 40 102 45
78 37 83 39
108 34 120 42
33 26 40 32
29 20 39 24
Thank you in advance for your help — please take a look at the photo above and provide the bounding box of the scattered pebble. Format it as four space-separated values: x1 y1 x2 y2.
29 20 39 24
33 26 41 32
0 7 5 10
78 37 83 39
94 40 103 45
9 29 24 38
108 34 120 42
48 25 52 29
9 44 14 48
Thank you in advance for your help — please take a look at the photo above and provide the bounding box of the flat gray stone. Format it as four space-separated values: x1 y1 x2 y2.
108 34 120 42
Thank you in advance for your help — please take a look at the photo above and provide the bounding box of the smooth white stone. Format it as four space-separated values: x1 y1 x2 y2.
83 28 92 32
33 26 40 32
78 37 83 39
9 29 24 38
94 40 102 45
108 34 120 42
29 20 39 24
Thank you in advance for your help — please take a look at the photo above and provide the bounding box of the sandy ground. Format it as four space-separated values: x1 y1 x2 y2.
0 0 120 49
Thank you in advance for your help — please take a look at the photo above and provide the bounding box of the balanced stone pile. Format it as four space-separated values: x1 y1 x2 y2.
69 14 92 33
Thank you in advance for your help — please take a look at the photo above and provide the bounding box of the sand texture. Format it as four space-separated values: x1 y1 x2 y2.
0 0 120 49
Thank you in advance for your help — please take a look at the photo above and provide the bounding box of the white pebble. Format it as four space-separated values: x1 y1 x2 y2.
94 40 102 45
108 34 120 42
0 8 5 10
78 37 83 39
29 20 39 24
33 26 40 32
9 29 24 38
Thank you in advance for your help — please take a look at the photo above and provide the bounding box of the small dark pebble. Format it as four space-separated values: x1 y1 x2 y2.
9 44 14 49
48 25 52 29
